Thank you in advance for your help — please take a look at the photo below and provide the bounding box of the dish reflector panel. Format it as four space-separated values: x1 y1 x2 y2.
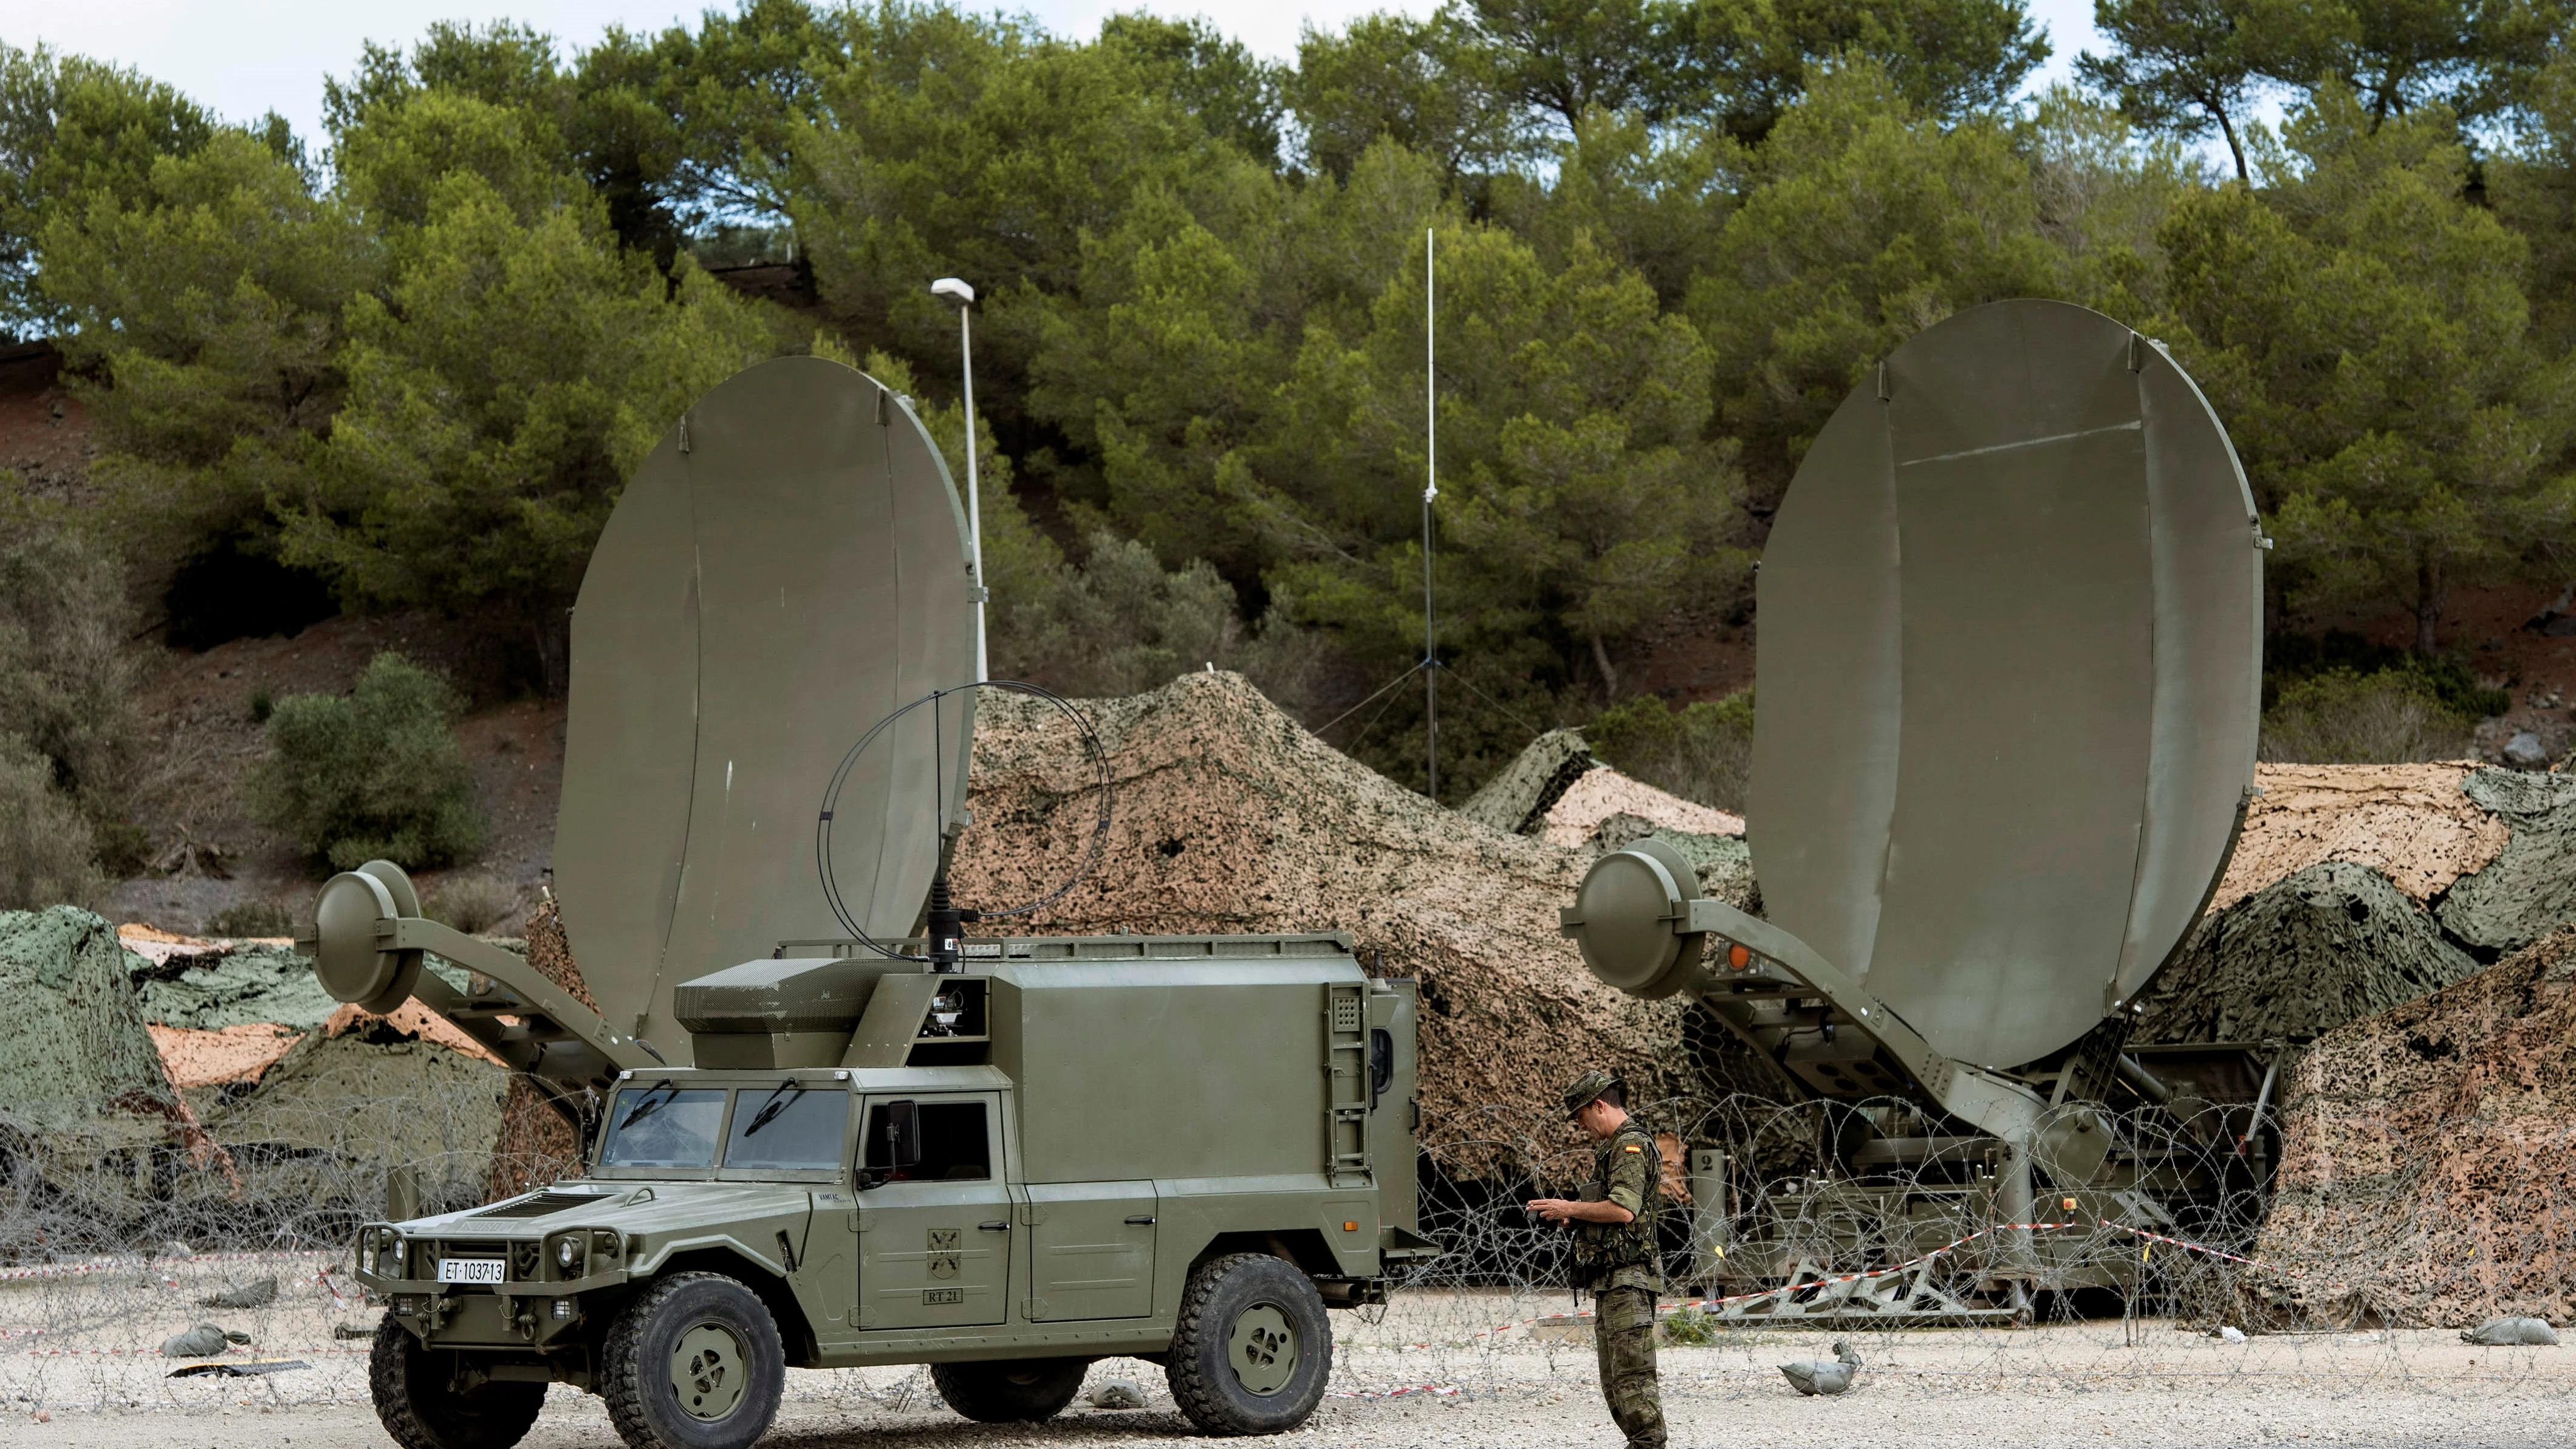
1749 301 2259 1070
552 357 977 1060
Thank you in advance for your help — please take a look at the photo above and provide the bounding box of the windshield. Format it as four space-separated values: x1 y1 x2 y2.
723 1085 849 1171
597 1087 727 1169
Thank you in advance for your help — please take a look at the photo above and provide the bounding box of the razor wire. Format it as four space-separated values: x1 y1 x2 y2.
5 1092 2575 1420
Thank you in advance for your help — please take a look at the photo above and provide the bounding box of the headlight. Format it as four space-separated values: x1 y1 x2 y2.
554 1236 583 1272
390 1236 406 1268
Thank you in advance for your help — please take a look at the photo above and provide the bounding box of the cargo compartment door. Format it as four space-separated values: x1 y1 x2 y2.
1024 1182 1156 1321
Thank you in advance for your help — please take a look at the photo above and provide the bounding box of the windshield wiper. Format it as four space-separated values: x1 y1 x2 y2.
617 1079 679 1130
741 1079 803 1137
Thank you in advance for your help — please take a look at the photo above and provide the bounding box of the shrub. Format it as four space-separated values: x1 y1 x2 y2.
427 872 522 935
0 732 104 909
206 898 293 937
2265 631 2510 720
0 520 142 866
1587 691 1756 814
249 652 485 871
2259 668 2475 764
1660 1306 1721 1346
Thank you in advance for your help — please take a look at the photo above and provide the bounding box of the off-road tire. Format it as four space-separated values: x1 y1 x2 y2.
930 1357 1089 1422
1165 1252 1331 1435
600 1272 786 1449
367 1315 545 1449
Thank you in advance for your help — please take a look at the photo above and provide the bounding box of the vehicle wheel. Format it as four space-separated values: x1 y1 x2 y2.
601 1272 786 1449
930 1357 1089 1422
1165 1252 1332 1436
368 1317 545 1449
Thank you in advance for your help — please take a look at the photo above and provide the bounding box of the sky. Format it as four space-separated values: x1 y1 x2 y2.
10 0 2120 149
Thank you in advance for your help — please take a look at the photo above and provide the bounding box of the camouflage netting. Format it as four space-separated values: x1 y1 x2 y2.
1458 728 1595 835
950 671 1699 1176
2134 861 2484 1046
2250 927 2576 1327
487 898 593 1199
2211 762 2506 910
128 939 338 1031
193 1003 509 1225
0 908 176 1122
2436 769 2576 957
1592 814 1758 913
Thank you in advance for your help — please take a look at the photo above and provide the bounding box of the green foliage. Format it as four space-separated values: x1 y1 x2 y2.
1588 690 1756 812
17 2 2576 804
249 653 485 872
38 128 369 563
0 516 140 814
207 899 293 937
2078 0 2347 181
2264 629 2510 719
0 41 213 338
2259 666 2476 763
1690 63 2067 507
0 733 102 910
284 118 773 670
1659 1304 1722 1346
426 872 524 934
1290 10 1524 176
1676 0 2053 143
864 344 1327 704
2164 90 2576 653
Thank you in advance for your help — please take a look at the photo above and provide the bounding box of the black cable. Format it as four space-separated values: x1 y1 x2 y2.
816 679 1114 959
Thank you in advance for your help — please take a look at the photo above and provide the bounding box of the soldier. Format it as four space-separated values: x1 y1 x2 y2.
1528 1069 1665 1449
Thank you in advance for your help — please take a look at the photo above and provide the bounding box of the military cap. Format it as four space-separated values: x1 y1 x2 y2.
1560 1068 1623 1120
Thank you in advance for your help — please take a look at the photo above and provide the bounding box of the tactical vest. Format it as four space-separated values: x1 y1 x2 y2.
1570 1125 1660 1288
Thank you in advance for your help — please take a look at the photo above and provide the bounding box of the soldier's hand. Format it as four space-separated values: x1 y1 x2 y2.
1526 1197 1577 1224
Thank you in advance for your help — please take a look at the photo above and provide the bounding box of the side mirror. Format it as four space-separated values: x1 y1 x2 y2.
884 1099 921 1172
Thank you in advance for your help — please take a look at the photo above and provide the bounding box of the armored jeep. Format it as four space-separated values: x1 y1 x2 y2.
306 357 1435 1448
335 910 1433 1449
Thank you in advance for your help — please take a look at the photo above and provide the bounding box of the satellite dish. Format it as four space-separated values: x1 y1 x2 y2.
552 357 978 1061
1748 300 2260 1071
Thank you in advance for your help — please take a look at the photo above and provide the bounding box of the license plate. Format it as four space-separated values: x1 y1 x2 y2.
436 1258 506 1286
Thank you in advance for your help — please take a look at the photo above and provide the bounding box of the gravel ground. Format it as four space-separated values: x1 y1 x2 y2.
5 1273 2569 1448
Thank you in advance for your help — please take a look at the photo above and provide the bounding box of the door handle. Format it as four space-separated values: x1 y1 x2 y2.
978 1221 1010 1231
1125 1215 1156 1225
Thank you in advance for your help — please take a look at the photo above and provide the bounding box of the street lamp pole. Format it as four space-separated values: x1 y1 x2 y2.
931 276 986 682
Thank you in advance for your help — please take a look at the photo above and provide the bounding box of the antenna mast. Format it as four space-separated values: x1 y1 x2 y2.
1422 227 1438 803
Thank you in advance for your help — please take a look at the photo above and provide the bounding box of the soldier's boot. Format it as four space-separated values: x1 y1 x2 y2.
1594 1286 1667 1448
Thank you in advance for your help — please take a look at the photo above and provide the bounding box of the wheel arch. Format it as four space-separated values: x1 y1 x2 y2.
1189 1228 1337 1282
651 1248 821 1368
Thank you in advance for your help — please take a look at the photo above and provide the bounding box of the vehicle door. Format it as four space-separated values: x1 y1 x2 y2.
854 1092 1012 1330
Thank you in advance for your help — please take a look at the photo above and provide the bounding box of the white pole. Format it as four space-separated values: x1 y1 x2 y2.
959 302 987 682
1423 227 1437 801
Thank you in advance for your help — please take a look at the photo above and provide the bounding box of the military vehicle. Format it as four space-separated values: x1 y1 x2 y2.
302 357 1436 1449
1561 301 2272 1321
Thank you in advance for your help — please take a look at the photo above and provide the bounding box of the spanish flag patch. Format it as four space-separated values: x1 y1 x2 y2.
1623 1143 1643 1153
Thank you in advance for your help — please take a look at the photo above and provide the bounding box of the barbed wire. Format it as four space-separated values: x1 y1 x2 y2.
2 1090 2571 1416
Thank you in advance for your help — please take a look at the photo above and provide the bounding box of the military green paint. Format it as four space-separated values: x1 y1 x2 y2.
554 358 978 1063
352 939 1428 1377
1749 301 2260 1071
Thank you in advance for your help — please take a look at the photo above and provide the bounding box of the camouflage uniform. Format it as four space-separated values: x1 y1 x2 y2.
1566 1080 1664 1449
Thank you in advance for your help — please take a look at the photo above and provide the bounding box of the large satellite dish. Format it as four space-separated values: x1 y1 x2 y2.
1748 300 2261 1071
552 357 978 1062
